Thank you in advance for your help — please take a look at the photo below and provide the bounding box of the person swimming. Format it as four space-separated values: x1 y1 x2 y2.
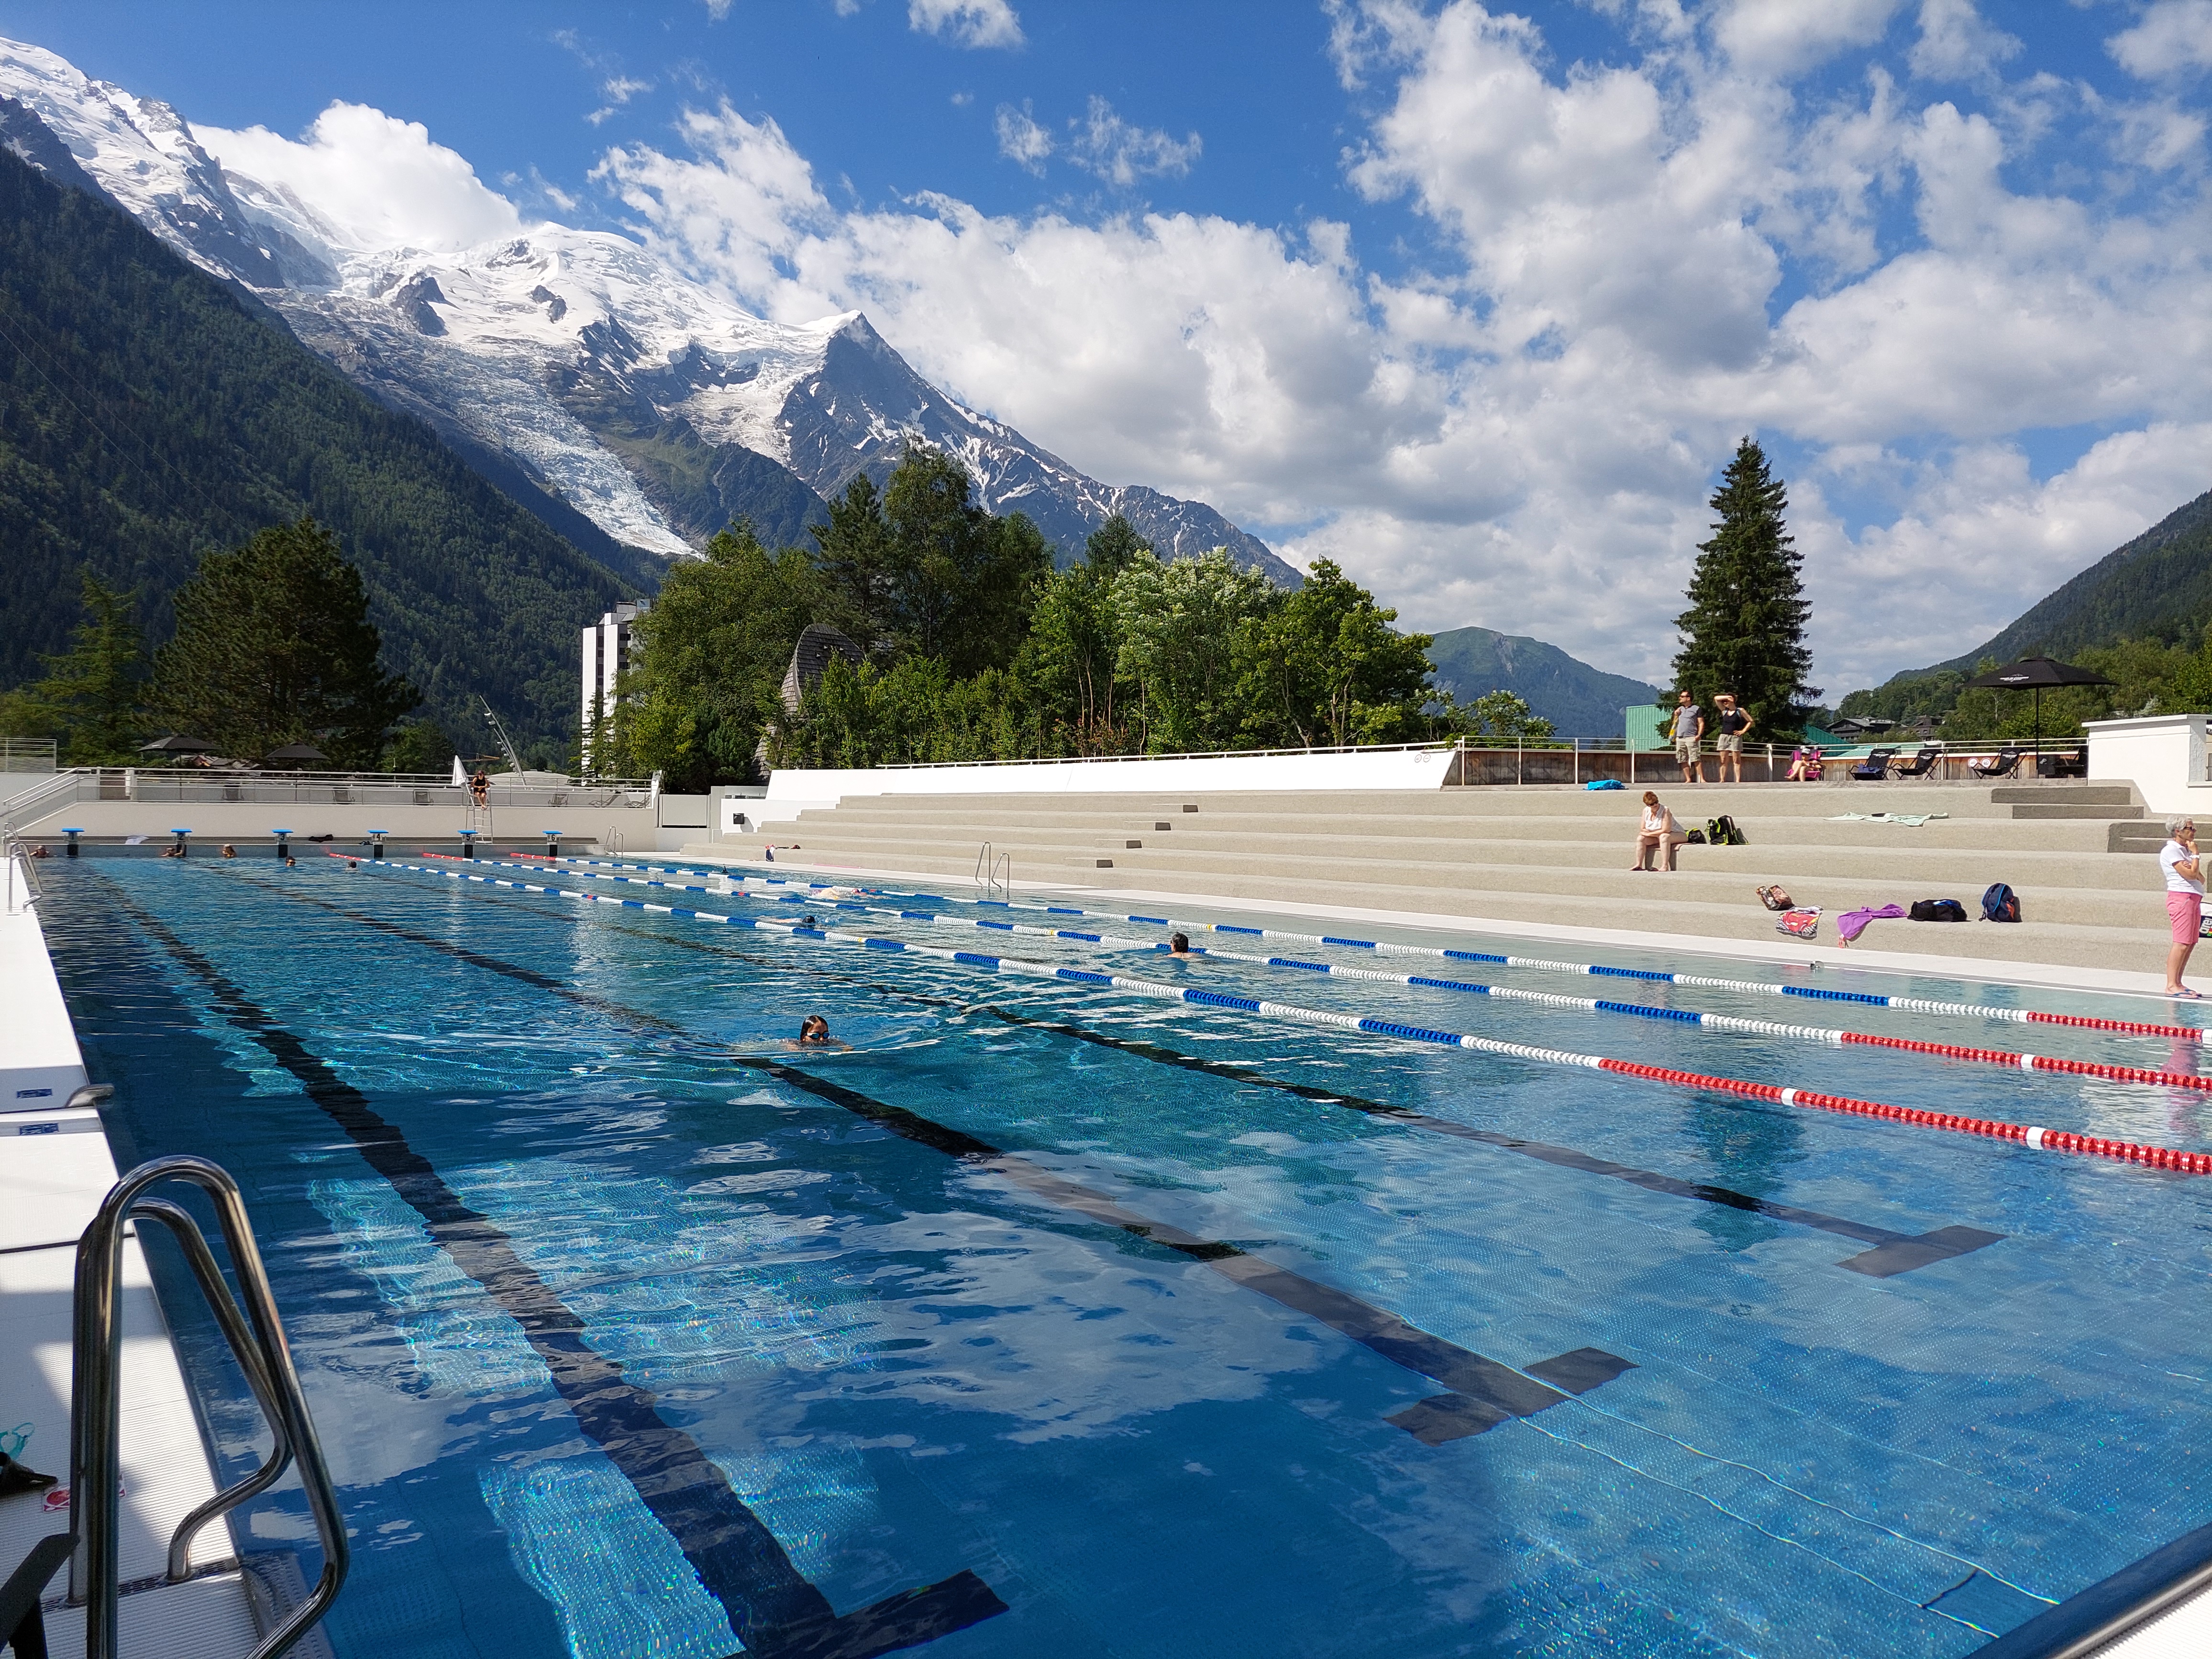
1168 932 1195 957
800 915 817 928
220 843 238 858
786 1015 848 1051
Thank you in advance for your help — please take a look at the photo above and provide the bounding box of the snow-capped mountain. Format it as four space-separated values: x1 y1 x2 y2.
0 37 1297 584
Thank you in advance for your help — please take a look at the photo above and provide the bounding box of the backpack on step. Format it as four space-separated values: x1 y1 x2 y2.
1777 907 1820 939
1708 814 1747 846
1908 899 1968 922
1684 829 1707 844
1980 882 2022 923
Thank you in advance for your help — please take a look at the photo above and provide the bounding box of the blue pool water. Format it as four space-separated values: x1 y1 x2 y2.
42 851 2212 1658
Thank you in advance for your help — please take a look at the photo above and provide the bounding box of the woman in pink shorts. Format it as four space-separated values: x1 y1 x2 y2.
2160 817 2203 998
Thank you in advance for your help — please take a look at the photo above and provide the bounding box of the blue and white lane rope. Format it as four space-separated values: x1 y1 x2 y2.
508 851 2203 1044
351 855 2212 1174
446 853 2212 1094
445 853 1857 1045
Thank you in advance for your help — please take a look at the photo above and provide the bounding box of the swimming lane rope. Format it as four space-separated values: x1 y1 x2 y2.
512 851 2208 1044
442 853 2212 1099
354 855 2212 1177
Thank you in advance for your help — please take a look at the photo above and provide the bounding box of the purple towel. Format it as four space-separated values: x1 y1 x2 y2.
1837 903 1906 942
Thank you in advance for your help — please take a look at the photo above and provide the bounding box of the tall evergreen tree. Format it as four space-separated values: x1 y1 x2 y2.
0 569 149 763
151 516 418 767
1672 438 1818 730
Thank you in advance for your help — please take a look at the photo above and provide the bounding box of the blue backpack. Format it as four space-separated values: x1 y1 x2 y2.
1981 882 2021 923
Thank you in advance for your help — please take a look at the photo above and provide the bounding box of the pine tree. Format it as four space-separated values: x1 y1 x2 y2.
0 570 149 763
151 516 418 768
1672 438 1818 731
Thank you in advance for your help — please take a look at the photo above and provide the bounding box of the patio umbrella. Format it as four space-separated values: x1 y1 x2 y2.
263 742 328 765
139 734 216 754
1961 654 2115 746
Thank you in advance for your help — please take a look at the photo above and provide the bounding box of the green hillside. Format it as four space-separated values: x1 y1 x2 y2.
1425 625 1661 738
1932 488 2212 671
1843 487 2212 725
0 141 636 750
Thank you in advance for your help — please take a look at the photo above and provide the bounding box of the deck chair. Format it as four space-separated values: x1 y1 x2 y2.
1889 745 1943 779
1849 747 1898 781
1966 747 2022 779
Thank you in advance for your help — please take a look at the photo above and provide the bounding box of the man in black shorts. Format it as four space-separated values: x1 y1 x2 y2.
1713 693 1754 783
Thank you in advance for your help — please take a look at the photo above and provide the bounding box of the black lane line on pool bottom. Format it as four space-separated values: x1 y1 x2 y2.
456 881 2003 1280
104 879 1003 1659
233 869 1637 1445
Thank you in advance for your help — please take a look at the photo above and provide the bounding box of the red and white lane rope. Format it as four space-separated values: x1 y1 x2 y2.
357 854 2212 1177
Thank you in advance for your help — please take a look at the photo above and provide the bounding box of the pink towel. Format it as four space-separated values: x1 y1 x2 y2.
1837 903 1906 942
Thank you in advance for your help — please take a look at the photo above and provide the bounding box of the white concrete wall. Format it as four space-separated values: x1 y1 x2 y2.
2088 715 2210 815
0 856 88 1109
753 747 1458 824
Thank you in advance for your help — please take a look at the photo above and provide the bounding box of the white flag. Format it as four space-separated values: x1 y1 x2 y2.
451 755 466 787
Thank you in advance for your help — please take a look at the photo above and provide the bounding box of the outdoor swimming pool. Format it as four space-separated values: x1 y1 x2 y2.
41 850 2212 1658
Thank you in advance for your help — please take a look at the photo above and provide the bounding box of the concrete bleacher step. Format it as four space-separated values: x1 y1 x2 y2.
717 776 2173 973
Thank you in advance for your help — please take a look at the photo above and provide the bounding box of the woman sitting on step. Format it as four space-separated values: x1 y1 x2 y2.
1632 792 1687 873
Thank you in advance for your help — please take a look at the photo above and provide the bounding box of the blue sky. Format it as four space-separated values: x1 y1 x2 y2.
2 1 2207 690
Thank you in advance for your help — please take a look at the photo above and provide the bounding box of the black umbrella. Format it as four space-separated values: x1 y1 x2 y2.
1962 654 2115 746
139 734 216 754
264 742 328 765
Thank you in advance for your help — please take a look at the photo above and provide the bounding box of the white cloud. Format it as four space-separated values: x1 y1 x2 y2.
1908 0 2020 84
1710 0 1907 78
908 0 1024 50
587 0 2212 692
602 75 652 105
198 103 522 255
995 101 1052 172
209 0 2211 697
1065 96 1201 185
2109 0 2212 80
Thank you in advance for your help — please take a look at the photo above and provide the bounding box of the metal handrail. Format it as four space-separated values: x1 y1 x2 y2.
69 1156 347 1659
974 842 1009 899
4 830 45 913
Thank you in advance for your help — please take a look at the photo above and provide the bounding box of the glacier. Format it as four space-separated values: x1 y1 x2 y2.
0 35 1297 584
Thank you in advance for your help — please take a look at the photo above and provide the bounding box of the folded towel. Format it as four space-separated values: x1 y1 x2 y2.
1837 903 1907 942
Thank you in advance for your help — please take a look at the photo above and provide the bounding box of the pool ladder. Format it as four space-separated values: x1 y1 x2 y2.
2 1156 348 1659
974 842 1010 901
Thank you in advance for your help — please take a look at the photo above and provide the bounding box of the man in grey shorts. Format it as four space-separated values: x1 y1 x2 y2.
1713 692 1753 782
1669 690 1705 783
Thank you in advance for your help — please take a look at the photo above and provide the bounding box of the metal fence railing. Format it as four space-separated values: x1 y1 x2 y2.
1444 735 2091 786
0 737 57 772
0 768 661 813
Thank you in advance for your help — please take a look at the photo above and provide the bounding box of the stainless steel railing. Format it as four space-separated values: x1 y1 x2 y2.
69 1156 347 1659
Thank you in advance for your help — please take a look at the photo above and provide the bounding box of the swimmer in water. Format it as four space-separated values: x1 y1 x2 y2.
800 915 817 928
787 1015 848 1051
1168 932 1196 958
283 855 297 867
221 843 238 858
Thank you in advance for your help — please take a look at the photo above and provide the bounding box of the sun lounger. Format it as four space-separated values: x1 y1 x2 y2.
1966 747 2021 779
1889 745 1943 779
1849 747 1899 780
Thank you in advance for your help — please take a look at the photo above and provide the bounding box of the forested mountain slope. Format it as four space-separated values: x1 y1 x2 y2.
1426 626 1662 738
1932 488 2212 672
0 139 632 746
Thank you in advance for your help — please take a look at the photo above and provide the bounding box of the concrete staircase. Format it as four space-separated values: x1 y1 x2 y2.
696 778 2174 972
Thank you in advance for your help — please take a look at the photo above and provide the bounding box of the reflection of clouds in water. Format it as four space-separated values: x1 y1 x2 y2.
479 1447 878 1659
309 1177 543 1395
309 1156 875 1395
441 1159 876 1384
847 1209 1327 1442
